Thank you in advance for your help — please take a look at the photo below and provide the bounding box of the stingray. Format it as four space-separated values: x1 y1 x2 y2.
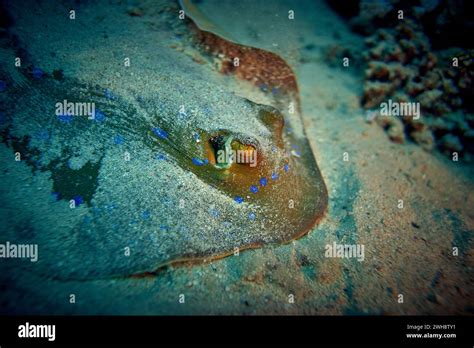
0 4 327 280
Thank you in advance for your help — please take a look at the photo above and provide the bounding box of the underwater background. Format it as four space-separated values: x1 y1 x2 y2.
0 0 472 315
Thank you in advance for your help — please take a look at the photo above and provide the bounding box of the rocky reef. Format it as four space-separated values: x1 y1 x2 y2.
330 0 474 159
363 19 473 157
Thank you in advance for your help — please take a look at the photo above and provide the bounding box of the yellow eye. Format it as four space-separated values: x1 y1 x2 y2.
231 140 257 166
208 134 258 169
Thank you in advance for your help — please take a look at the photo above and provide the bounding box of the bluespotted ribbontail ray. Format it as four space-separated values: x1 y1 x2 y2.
0 11 327 280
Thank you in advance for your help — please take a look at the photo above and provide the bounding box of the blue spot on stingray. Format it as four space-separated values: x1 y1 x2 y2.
73 195 84 206
114 134 124 144
179 226 190 234
259 177 268 187
193 132 200 142
160 196 172 206
149 233 159 244
192 157 208 166
152 127 168 139
234 196 244 204
248 212 256 221
284 163 289 172
156 153 167 161
160 225 170 231
0 80 6 92
250 185 259 193
34 156 44 167
104 89 116 100
32 67 43 79
208 208 220 218
157 103 166 113
141 211 151 220
58 113 73 124
271 172 279 180
259 83 268 92
35 129 50 141
178 110 188 120
203 105 213 117
271 87 280 96
94 109 106 122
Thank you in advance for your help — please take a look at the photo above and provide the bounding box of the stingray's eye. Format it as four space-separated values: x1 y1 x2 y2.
209 133 258 169
230 139 257 166
209 133 232 169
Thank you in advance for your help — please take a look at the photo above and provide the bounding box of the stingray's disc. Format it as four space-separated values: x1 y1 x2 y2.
0 4 327 280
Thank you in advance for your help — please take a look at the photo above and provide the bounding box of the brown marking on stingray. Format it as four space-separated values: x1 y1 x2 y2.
180 0 301 109
192 23 299 96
